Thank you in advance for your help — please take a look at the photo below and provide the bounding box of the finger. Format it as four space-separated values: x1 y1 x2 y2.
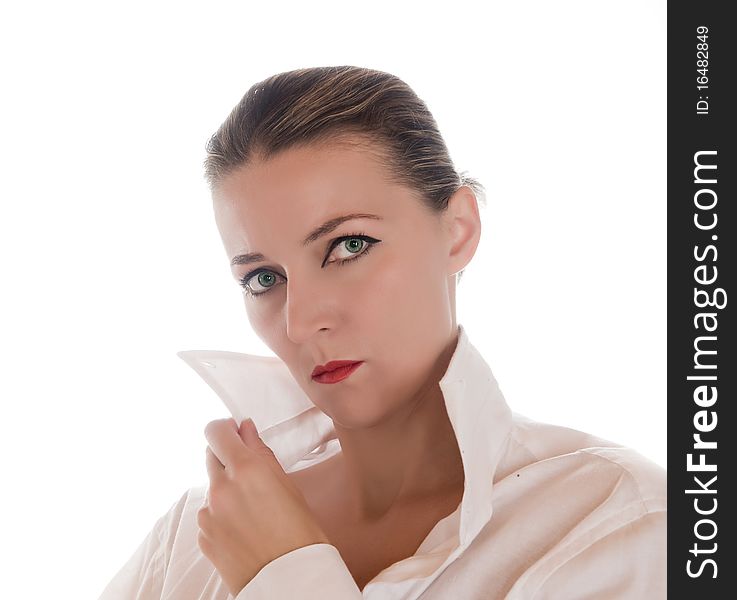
204 418 245 469
239 419 287 481
238 418 270 453
205 445 225 482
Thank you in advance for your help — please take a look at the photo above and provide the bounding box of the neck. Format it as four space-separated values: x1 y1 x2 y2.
332 331 464 522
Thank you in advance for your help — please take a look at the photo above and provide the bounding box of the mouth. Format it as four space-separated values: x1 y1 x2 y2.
311 360 364 384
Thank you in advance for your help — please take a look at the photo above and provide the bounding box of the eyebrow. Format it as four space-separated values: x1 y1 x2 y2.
230 213 384 266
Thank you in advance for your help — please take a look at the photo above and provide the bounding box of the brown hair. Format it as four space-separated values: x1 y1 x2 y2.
204 66 485 281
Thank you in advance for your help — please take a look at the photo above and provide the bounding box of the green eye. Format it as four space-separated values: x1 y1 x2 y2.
257 272 277 288
239 233 382 298
344 238 364 253
240 269 284 297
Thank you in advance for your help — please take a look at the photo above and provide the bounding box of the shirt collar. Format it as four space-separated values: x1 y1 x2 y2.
177 323 513 549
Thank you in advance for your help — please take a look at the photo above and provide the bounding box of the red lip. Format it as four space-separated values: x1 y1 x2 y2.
312 360 362 377
312 360 363 383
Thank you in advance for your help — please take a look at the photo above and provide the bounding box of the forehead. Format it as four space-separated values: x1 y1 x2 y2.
212 140 426 253
215 139 396 210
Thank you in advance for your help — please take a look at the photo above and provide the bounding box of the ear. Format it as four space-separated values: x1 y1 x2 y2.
442 186 482 277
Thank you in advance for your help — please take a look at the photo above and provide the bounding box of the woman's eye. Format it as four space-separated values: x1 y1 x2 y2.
239 234 380 298
240 270 284 297
325 236 372 265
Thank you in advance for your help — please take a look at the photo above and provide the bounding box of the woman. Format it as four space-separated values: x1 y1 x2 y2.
99 66 666 599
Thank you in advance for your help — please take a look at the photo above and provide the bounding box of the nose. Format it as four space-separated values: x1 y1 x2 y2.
284 275 333 344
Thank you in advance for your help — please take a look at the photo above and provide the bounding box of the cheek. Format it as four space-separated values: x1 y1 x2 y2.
353 252 405 313
382 240 446 296
358 244 446 327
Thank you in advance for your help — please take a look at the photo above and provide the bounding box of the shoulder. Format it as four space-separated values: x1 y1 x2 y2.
493 416 666 598
152 485 206 539
575 445 666 511
152 485 227 588
500 412 665 509
151 485 209 558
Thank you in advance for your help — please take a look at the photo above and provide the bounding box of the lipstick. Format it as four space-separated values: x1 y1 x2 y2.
311 361 364 384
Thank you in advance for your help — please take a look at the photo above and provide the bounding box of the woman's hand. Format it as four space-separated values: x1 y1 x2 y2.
198 417 331 597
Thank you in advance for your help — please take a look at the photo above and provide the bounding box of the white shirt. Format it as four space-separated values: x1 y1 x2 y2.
98 324 666 599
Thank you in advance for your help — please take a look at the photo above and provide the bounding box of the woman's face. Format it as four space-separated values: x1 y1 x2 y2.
212 139 466 428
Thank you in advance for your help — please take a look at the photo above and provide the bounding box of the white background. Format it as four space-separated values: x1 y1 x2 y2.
0 1 666 597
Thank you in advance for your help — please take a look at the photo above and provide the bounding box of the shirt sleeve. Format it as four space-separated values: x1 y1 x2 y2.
97 490 190 600
531 510 667 600
235 543 363 600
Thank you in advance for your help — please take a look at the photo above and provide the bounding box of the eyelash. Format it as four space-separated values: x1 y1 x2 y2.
238 232 381 298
